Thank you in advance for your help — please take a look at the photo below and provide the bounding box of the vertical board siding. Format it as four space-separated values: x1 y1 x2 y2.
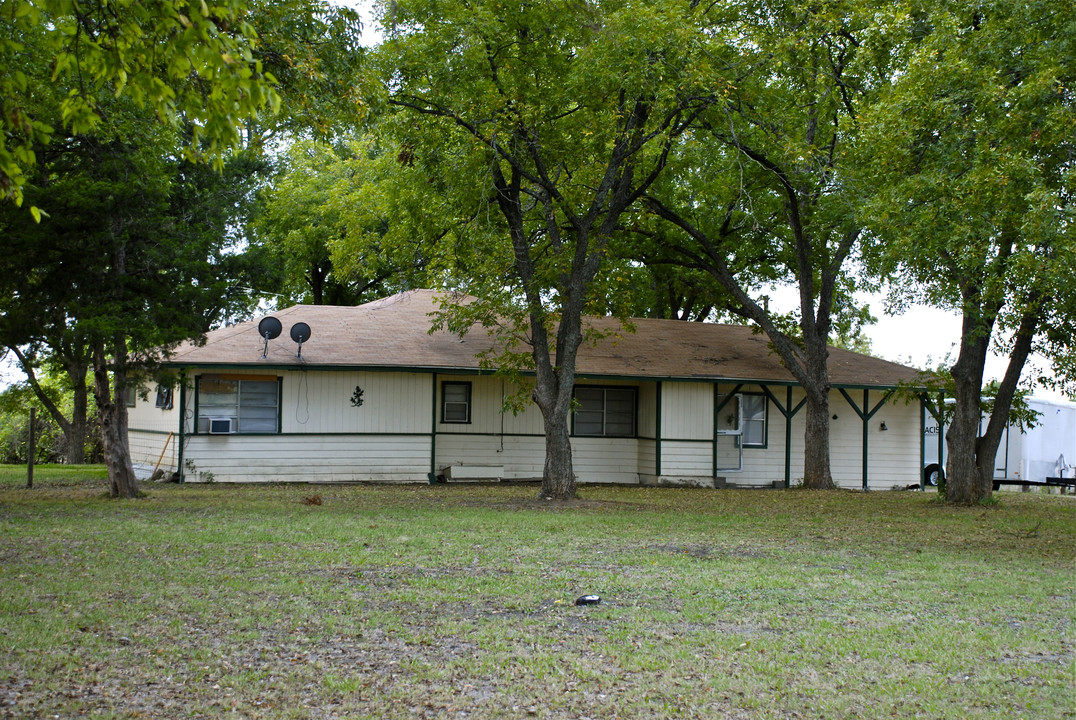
661 382 713 440
158 370 923 489
637 382 658 438
182 434 432 483
282 371 429 434
436 375 545 435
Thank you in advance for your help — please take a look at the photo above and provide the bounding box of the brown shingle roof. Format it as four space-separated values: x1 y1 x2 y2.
165 290 920 388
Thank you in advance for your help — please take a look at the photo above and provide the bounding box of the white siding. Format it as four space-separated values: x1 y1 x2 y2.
661 382 713 440
281 370 430 434
829 393 921 490
661 440 713 477
127 383 179 433
637 438 657 476
157 369 923 489
637 383 658 438
182 434 431 483
571 437 642 484
435 434 546 480
435 375 544 435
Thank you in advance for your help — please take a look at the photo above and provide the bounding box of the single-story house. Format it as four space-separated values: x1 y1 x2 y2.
128 289 927 489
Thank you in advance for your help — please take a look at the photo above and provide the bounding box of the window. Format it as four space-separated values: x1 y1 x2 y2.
123 386 137 407
573 386 636 437
742 393 768 447
442 382 472 424
196 376 280 434
155 385 174 410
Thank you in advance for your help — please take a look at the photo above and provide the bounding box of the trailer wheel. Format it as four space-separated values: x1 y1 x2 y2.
924 464 943 487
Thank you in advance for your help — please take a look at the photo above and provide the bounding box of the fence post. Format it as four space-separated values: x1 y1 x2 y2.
26 407 35 489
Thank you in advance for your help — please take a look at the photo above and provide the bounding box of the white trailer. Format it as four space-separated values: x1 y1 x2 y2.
922 398 1076 489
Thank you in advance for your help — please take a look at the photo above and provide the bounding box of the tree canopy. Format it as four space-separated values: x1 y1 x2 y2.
0 0 282 212
370 0 730 498
859 0 1075 502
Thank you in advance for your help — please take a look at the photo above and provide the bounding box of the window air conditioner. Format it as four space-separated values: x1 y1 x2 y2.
208 417 233 434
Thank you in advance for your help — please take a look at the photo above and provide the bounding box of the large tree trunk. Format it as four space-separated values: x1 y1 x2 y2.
945 318 993 504
946 301 1041 504
92 340 139 499
799 328 836 489
802 388 835 489
538 405 576 500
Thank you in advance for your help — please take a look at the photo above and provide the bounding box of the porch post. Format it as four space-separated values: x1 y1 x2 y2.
177 373 186 483
429 373 437 484
785 386 793 489
919 395 926 487
862 389 870 490
655 381 663 478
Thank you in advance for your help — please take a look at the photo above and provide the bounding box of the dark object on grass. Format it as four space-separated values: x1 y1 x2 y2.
303 494 323 506
575 595 601 606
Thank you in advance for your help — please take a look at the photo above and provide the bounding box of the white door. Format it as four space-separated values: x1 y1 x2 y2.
715 393 743 472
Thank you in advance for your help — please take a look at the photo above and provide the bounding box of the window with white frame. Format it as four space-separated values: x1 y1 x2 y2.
196 376 280 434
742 393 768 447
573 386 636 437
442 382 472 424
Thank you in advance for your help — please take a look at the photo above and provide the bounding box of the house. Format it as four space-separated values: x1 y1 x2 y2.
127 289 926 489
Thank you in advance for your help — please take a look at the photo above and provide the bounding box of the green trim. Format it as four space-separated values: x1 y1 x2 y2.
192 374 283 436
429 373 437 483
177 375 186 483
127 428 173 436
920 396 926 485
571 384 639 439
839 387 896 491
655 381 662 476
759 385 807 488
440 380 473 424
712 384 718 478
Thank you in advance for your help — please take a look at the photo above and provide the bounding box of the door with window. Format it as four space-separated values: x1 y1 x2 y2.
715 393 743 471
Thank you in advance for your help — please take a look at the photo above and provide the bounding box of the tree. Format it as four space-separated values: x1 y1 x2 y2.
860 0 1075 503
0 0 280 212
370 0 725 499
250 138 429 305
0 106 268 495
639 0 885 488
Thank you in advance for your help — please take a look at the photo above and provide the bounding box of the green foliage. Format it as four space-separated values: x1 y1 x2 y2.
638 0 888 376
0 381 100 464
859 0 1075 389
250 137 430 306
369 0 726 351
0 0 282 209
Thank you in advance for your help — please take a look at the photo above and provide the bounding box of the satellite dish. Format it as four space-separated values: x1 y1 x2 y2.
258 316 282 358
290 322 312 359
258 316 282 340
290 322 311 343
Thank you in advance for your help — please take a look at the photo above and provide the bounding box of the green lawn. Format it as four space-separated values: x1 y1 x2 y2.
1 468 1073 719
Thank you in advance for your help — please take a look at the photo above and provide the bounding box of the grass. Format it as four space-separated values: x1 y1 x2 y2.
0 467 1073 719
